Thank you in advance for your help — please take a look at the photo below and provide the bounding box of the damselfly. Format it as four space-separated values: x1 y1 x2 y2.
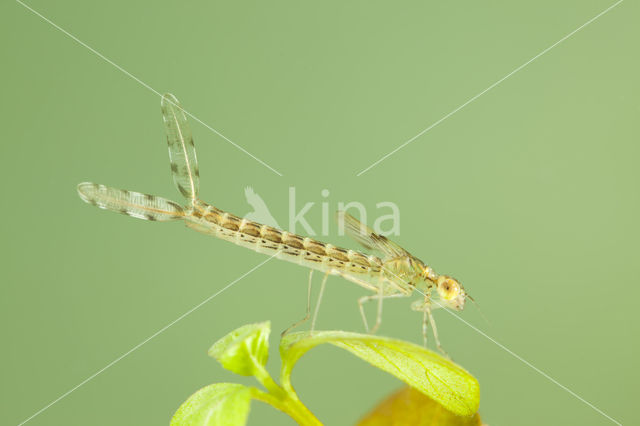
77 94 472 354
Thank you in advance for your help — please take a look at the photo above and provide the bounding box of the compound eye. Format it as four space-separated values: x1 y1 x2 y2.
442 279 460 298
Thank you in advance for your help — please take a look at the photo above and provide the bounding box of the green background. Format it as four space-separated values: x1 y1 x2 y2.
2 1 638 425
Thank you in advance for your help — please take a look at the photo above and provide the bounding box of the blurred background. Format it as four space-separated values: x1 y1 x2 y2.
2 1 638 425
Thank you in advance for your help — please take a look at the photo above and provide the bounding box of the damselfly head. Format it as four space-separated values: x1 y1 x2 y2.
436 276 466 311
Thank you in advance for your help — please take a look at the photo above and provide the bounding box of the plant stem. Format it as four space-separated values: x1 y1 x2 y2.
252 362 321 425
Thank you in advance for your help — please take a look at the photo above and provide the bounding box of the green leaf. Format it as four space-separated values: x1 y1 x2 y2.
170 383 251 426
208 321 270 376
280 331 480 417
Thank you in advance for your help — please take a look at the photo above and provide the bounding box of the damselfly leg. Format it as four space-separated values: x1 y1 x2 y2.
358 292 409 333
412 296 449 358
282 269 314 336
310 271 330 334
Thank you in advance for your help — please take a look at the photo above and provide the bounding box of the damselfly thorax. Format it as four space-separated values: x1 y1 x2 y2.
77 94 470 354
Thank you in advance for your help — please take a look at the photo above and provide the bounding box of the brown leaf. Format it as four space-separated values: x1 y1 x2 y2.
358 387 483 426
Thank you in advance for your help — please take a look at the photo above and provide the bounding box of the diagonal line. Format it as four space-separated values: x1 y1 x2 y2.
434 300 623 425
356 0 623 176
16 0 283 177
17 253 279 426
379 266 622 425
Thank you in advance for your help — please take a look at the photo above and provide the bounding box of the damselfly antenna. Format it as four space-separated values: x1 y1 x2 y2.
465 293 490 325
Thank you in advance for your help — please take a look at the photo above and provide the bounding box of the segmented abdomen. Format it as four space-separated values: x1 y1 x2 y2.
187 201 383 276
